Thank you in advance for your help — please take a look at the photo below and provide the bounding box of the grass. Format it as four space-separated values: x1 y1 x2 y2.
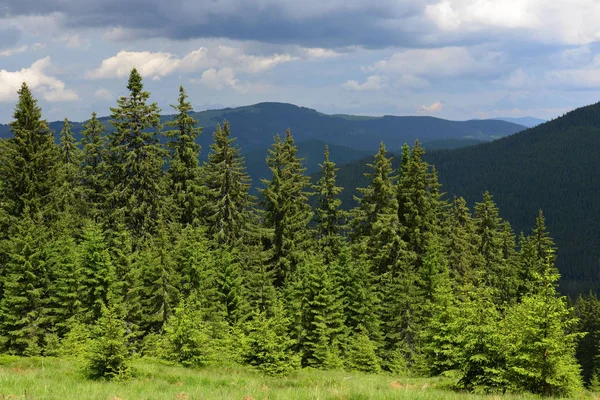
0 357 596 400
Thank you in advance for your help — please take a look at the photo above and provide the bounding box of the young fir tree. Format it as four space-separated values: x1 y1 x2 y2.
446 196 481 289
0 83 58 221
0 210 50 355
86 292 131 380
313 145 345 264
503 251 582 396
164 85 204 226
243 301 299 376
80 112 108 220
286 256 345 369
346 326 382 373
574 293 600 386
107 68 165 240
396 140 443 267
202 121 254 245
46 231 82 335
51 117 83 228
260 130 313 287
78 221 118 324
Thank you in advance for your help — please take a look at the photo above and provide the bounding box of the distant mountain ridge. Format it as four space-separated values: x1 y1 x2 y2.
0 102 525 153
494 116 546 128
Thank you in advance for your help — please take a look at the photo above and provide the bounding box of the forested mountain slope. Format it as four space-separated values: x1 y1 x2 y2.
0 102 524 154
332 103 600 289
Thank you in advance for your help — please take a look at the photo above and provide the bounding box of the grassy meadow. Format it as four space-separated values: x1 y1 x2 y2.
0 356 595 400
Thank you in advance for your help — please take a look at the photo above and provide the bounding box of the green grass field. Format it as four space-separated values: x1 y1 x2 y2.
0 357 595 400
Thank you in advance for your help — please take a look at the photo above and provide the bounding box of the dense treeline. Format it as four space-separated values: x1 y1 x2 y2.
0 69 597 396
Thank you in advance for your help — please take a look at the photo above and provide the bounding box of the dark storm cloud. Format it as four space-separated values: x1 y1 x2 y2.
1 0 432 48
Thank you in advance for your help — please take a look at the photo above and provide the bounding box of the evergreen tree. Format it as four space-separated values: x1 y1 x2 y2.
164 86 204 226
260 130 313 287
0 210 50 355
107 68 165 240
574 293 600 386
346 327 382 373
313 145 345 264
243 301 299 376
446 196 481 289
503 251 582 396
86 293 131 380
0 83 57 221
78 221 117 324
202 121 254 245
286 256 345 368
80 112 108 220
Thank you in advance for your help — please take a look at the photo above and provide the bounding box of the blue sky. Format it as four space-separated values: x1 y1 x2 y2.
1 0 600 123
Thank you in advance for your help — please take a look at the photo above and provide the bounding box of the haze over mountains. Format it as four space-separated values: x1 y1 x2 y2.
494 117 546 128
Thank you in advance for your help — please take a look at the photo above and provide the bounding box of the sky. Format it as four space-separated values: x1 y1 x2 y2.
1 0 600 123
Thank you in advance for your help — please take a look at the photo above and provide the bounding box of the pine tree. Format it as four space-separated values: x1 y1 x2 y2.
0 210 50 355
86 293 131 380
446 196 481 289
0 83 58 221
107 68 165 240
346 327 382 373
503 251 582 396
286 256 345 368
164 86 204 226
574 293 600 386
243 301 299 376
80 112 108 220
260 130 313 287
313 145 345 264
202 121 254 245
78 221 117 324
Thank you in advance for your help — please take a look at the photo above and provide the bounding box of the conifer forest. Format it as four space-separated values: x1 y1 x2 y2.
2 68 600 398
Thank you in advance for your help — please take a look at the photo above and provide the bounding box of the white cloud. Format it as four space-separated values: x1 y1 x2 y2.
425 0 600 45
368 46 504 78
343 75 387 91
419 101 445 113
0 57 79 102
95 88 112 101
56 33 90 49
198 68 240 91
0 43 45 57
88 46 295 80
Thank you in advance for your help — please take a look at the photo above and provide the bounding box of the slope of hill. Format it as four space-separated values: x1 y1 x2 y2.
494 116 546 128
0 102 525 152
331 102 600 293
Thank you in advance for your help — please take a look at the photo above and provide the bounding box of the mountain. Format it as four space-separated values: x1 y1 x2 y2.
494 116 546 128
331 102 600 295
0 102 525 153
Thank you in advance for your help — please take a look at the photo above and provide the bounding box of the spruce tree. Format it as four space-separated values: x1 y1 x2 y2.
202 121 254 245
260 130 313 287
346 327 382 373
164 86 204 226
313 145 345 264
503 251 582 396
107 68 165 240
80 112 108 220
0 83 58 221
446 196 481 289
574 293 600 385
0 210 50 355
86 293 131 380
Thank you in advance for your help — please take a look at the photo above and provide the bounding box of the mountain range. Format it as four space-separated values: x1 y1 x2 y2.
494 116 546 128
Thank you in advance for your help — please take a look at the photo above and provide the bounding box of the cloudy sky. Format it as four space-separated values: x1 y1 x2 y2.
1 0 600 123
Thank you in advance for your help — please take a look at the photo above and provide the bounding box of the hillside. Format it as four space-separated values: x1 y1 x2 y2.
494 116 546 128
331 102 600 293
0 102 525 154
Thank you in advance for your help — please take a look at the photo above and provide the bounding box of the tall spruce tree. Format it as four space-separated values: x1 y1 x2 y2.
164 86 204 226
202 121 254 245
52 118 82 227
0 210 50 355
313 145 345 264
107 68 165 240
80 112 108 220
0 83 57 221
260 130 313 287
446 196 481 289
